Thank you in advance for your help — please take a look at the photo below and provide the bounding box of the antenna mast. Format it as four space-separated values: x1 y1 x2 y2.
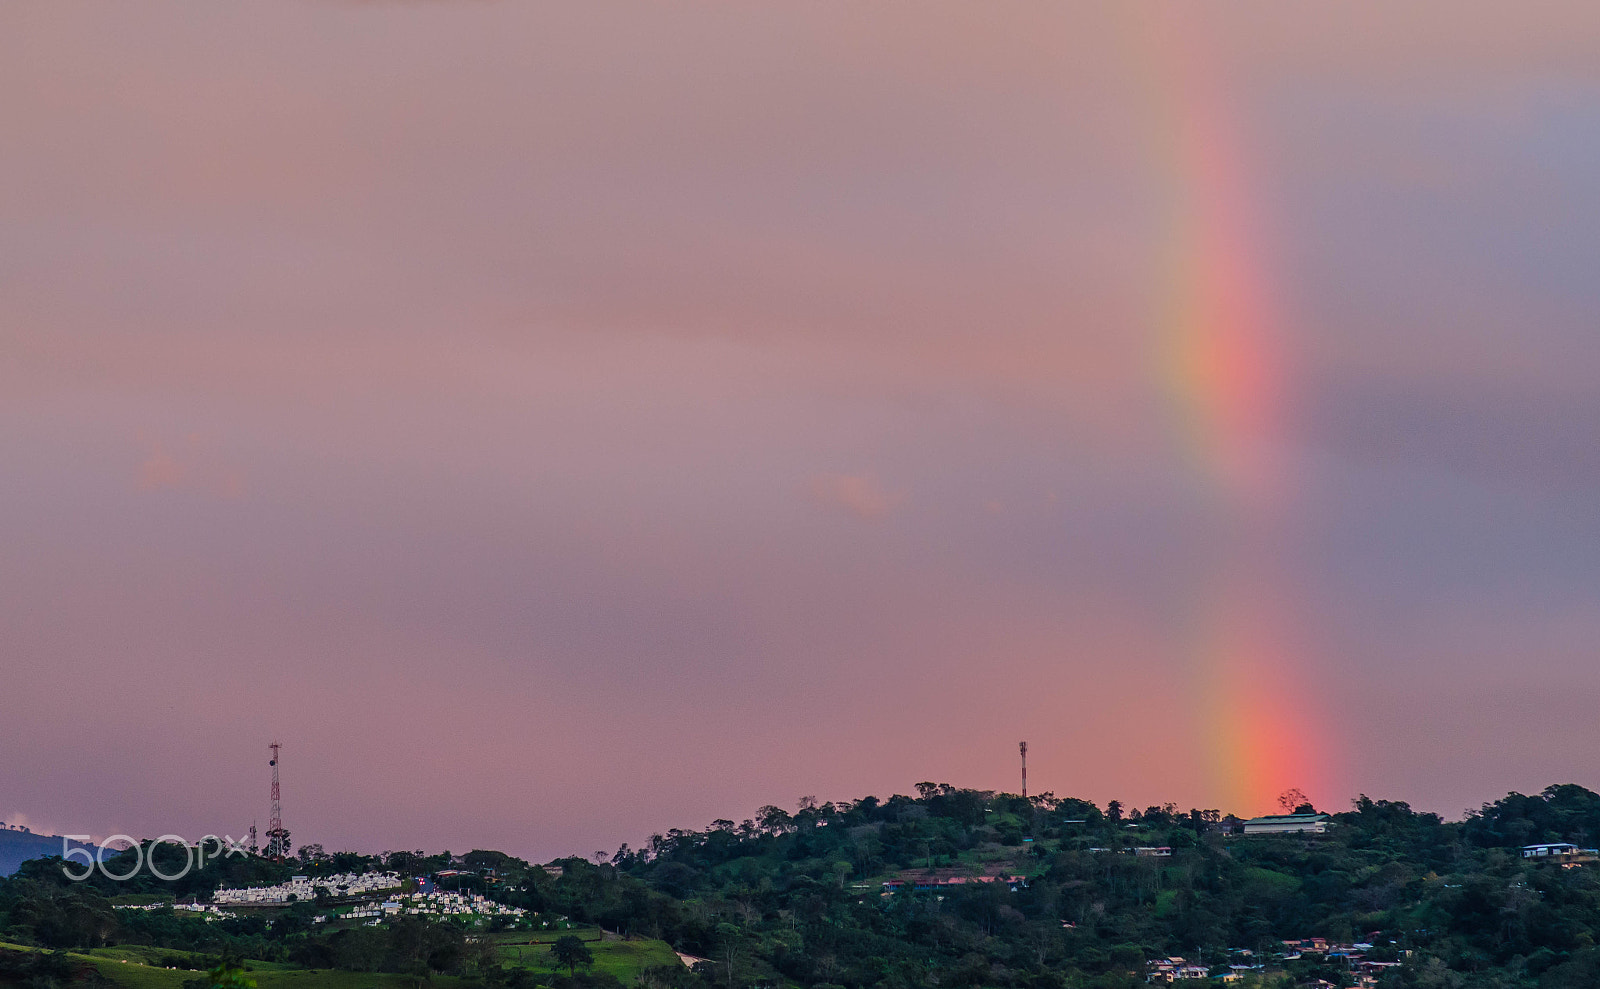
1019 741 1027 800
264 742 291 859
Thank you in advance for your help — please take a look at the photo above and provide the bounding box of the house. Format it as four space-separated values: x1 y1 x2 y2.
1147 958 1209 983
1241 813 1329 835
1132 846 1173 857
1522 843 1599 866
1278 936 1336 959
1522 843 1578 858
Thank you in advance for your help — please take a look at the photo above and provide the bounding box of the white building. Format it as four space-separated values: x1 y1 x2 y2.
1242 813 1329 835
1523 843 1578 858
212 871 403 905
1521 843 1598 863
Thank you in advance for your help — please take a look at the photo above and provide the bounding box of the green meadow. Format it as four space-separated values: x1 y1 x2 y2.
2 932 684 988
2 940 471 989
485 929 683 983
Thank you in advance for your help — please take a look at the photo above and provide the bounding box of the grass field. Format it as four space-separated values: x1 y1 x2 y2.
1 933 684 988
496 934 683 982
484 927 608 947
1 940 470 989
86 955 471 989
107 893 173 906
88 945 205 966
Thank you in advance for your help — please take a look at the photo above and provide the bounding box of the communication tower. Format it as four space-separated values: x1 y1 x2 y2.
263 742 291 859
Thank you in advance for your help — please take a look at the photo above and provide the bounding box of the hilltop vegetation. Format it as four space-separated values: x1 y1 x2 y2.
5 785 1600 987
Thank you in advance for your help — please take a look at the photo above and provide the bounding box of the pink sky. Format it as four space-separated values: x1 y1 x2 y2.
4 1 1600 859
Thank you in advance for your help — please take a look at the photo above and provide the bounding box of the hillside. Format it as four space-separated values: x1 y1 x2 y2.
6 785 1600 987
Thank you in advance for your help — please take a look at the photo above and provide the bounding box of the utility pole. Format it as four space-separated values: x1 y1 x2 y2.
1020 741 1028 800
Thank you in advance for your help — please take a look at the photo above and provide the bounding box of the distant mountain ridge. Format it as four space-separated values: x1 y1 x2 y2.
0 828 100 877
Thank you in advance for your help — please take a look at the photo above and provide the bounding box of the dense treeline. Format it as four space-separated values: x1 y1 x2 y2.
6 785 1600 987
590 784 1600 988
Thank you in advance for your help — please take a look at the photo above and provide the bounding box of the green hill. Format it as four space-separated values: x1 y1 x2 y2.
8 784 1600 987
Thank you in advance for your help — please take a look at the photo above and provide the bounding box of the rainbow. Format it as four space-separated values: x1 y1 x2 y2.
1133 7 1331 816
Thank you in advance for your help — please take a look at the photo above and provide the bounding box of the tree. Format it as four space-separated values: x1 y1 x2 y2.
756 805 792 834
551 935 593 977
204 963 257 988
263 827 292 861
